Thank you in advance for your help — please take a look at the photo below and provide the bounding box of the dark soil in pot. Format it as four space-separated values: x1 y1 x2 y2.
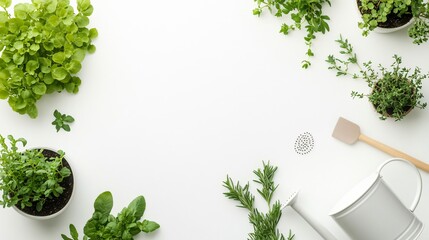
357 0 413 28
15 149 74 217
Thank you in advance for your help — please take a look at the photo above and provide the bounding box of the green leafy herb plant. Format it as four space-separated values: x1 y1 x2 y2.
326 36 427 121
0 134 72 214
252 0 331 68
223 161 295 240
357 0 429 44
52 109 75 132
61 191 160 240
0 0 98 118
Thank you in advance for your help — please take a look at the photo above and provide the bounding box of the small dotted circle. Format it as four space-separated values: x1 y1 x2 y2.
294 132 314 155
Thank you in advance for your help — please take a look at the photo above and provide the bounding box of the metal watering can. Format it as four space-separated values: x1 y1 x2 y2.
329 158 423 240
286 158 424 240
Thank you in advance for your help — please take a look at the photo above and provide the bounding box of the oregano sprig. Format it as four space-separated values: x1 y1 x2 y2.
52 110 75 132
252 0 331 68
223 161 294 240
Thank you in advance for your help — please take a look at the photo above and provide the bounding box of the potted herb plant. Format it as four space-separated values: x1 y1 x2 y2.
61 191 160 240
357 0 429 44
326 36 428 121
0 134 74 219
0 0 97 118
252 0 331 68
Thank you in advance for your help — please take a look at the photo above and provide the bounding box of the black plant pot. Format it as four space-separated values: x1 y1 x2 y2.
13 149 74 220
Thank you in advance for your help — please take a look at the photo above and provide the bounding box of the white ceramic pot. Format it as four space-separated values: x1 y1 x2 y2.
374 18 414 34
329 158 423 240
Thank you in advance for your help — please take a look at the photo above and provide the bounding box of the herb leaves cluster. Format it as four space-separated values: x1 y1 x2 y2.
223 161 294 240
0 134 71 211
0 0 97 118
358 0 429 44
52 109 75 132
252 0 331 68
326 36 427 121
62 191 160 240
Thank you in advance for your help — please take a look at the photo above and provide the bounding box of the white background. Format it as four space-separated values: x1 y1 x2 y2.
1 0 429 239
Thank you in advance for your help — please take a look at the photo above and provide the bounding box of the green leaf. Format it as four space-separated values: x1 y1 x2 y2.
75 15 89 27
32 83 47 95
54 109 61 118
140 220 160 233
88 44 96 54
43 74 54 84
77 0 91 12
69 224 79 240
89 28 98 39
64 115 75 123
13 53 24 65
52 67 68 80
66 60 82 74
26 104 38 118
52 52 66 64
60 167 71 176
62 124 70 132
14 3 30 20
0 11 9 23
47 15 60 26
0 0 11 8
83 219 98 237
0 89 8 99
128 196 146 219
61 234 72 240
30 44 40 52
26 60 39 73
0 69 10 80
13 41 23 49
94 191 113 217
46 0 57 13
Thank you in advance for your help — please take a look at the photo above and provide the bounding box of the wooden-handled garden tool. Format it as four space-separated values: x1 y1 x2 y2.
332 117 429 173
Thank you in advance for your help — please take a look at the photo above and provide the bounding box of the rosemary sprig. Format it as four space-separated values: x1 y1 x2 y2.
223 161 295 240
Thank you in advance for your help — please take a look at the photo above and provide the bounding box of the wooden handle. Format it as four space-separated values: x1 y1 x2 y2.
359 134 429 173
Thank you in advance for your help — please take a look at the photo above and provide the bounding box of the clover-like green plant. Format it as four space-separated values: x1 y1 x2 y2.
52 109 75 132
252 0 331 69
0 0 97 118
223 161 295 240
62 191 160 240
358 0 429 44
0 134 71 212
326 36 427 121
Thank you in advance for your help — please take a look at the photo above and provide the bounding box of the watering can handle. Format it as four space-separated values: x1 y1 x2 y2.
377 158 423 212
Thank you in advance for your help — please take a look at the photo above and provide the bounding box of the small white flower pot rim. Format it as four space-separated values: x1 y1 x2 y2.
12 147 74 220
355 1 415 34
374 18 414 33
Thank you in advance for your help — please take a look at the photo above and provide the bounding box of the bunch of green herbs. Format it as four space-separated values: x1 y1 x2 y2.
0 134 71 211
326 36 427 121
62 191 160 240
52 109 74 132
0 0 97 118
223 161 294 240
358 0 429 44
252 0 331 68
